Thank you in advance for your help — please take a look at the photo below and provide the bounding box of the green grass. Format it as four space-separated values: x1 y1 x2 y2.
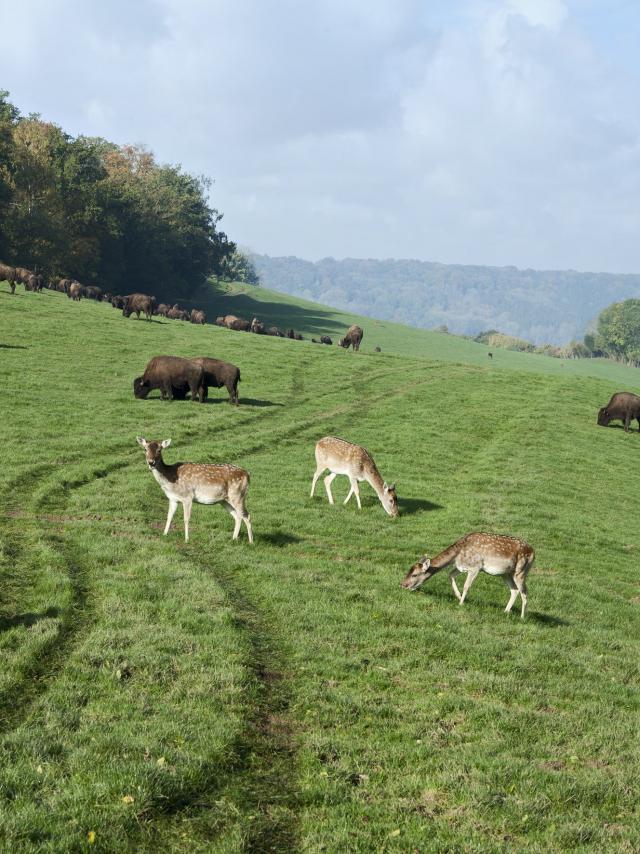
0 281 639 852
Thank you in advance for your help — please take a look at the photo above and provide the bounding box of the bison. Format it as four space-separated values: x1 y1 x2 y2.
58 278 73 294
250 317 265 334
111 295 126 309
266 326 285 337
15 267 33 285
68 282 84 301
339 325 363 351
167 305 189 321
190 309 206 325
190 357 241 405
597 392 640 433
83 285 103 301
123 293 156 320
220 315 251 331
133 356 205 403
155 303 170 317
0 263 17 294
25 274 43 292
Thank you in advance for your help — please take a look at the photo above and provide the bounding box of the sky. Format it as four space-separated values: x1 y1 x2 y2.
1 0 640 272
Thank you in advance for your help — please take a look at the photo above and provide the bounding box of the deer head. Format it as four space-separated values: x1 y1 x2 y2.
381 482 399 518
137 437 171 469
401 555 436 590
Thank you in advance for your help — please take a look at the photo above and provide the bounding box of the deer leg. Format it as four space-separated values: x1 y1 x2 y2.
459 568 480 606
183 498 193 542
514 573 528 619
310 467 324 498
223 500 242 539
164 499 179 535
243 512 254 544
449 568 463 602
343 478 356 505
503 575 519 613
324 472 337 504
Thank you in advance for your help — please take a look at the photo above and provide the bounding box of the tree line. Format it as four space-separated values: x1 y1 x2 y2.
0 91 258 301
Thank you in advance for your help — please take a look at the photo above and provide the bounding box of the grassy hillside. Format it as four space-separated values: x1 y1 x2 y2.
189 279 640 385
1 282 639 852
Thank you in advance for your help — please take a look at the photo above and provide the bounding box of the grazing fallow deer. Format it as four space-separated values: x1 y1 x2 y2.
310 436 399 517
137 438 253 543
401 532 534 618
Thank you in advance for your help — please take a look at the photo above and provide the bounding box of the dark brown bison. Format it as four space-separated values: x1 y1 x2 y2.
339 325 363 351
155 303 170 317
597 392 640 433
190 309 206 325
123 293 156 320
15 267 33 285
190 357 241 404
0 263 17 294
25 274 43 292
58 278 73 293
218 314 251 331
266 326 285 337
133 356 205 402
68 282 84 301
83 285 103 301
167 304 189 320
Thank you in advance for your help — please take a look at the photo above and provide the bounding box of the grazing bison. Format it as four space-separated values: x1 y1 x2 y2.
339 325 363 351
167 305 189 321
190 357 241 404
123 293 156 320
68 282 84 301
266 326 285 337
217 314 251 331
312 337 332 344
111 295 126 309
0 263 17 294
15 267 33 285
190 309 206 325
133 356 205 402
155 303 170 317
25 274 43 292
84 285 103 301
597 392 640 433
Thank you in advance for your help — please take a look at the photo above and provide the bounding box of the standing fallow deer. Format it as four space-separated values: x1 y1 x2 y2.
401 532 534 618
137 438 253 543
310 436 399 517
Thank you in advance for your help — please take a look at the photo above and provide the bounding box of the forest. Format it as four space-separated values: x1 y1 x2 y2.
0 91 256 301
252 254 640 346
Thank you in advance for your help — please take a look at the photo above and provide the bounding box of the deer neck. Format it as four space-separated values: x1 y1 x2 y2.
363 461 385 499
151 456 180 487
430 543 461 570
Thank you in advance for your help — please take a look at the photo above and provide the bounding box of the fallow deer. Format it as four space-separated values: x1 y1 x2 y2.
401 532 534 618
310 436 399 517
137 438 253 543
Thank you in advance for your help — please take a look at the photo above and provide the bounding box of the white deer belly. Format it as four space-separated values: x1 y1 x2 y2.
481 558 512 576
194 485 225 504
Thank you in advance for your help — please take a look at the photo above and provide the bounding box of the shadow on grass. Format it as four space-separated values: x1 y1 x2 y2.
0 343 28 349
260 530 303 547
399 497 443 515
527 611 569 627
0 606 60 632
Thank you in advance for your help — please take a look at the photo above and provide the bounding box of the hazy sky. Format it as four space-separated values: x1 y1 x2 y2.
1 0 640 271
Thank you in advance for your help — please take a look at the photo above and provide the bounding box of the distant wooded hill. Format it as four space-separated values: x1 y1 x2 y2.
251 254 640 345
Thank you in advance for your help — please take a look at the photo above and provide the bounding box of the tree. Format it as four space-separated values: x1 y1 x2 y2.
596 299 640 364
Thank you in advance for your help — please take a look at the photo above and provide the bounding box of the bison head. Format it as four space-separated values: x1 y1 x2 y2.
133 377 151 399
597 407 611 427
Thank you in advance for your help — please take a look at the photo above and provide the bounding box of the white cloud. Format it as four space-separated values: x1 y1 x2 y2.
1 0 640 270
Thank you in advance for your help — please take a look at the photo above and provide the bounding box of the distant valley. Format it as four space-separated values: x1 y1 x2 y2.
251 254 640 345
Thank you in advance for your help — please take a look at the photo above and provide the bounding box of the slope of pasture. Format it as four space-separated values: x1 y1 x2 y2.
0 285 639 852
189 278 640 386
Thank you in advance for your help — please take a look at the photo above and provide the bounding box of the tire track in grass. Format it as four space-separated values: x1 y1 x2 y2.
0 465 96 735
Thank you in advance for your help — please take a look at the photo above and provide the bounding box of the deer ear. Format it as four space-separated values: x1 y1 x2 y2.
136 436 146 446
420 556 430 569
161 438 171 448
388 483 396 491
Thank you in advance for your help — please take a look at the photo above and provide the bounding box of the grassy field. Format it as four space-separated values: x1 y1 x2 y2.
0 281 639 852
